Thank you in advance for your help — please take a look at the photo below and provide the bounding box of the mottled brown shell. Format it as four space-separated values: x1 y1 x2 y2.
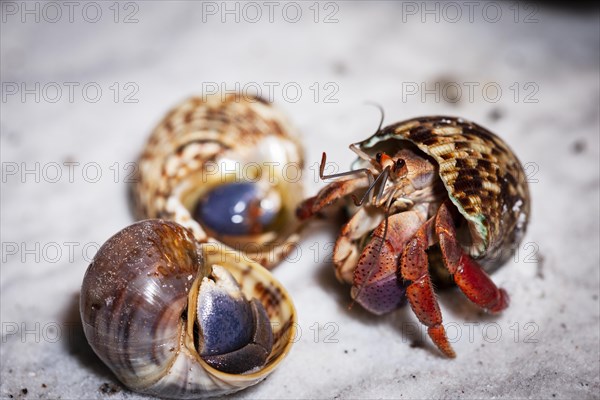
132 94 304 268
356 116 530 265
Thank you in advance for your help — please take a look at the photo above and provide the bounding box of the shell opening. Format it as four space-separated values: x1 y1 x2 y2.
173 154 303 266
193 182 284 237
191 264 274 375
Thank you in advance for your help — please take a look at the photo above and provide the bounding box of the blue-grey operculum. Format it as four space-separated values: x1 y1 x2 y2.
197 265 273 374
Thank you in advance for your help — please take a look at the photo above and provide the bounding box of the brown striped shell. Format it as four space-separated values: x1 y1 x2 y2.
355 116 530 269
132 94 304 268
80 219 296 399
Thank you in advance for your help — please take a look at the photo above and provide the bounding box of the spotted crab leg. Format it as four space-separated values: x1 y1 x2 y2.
400 217 456 358
351 211 424 315
435 202 509 313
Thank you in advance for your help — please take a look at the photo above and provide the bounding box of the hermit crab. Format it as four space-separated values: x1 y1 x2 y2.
133 94 304 268
297 115 530 357
80 219 296 398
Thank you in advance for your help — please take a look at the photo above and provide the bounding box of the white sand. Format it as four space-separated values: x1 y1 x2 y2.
1 2 598 399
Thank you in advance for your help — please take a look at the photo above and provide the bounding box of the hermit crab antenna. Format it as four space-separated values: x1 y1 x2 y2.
364 101 385 134
349 103 386 165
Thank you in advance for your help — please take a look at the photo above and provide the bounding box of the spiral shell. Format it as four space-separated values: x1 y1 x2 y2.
133 94 304 268
80 219 296 398
355 115 530 268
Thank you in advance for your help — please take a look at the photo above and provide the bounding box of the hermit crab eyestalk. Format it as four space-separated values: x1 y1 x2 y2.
133 94 305 268
80 219 296 398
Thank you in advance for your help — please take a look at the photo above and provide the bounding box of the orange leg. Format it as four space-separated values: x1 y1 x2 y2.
435 202 509 313
296 176 369 220
401 218 456 358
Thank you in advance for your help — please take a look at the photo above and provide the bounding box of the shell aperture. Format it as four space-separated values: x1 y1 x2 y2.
194 183 281 236
197 264 274 374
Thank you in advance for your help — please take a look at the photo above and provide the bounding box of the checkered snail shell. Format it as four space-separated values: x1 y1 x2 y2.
132 94 304 268
356 116 530 271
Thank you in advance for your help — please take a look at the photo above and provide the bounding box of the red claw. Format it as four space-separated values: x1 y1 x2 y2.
436 202 510 314
455 254 510 313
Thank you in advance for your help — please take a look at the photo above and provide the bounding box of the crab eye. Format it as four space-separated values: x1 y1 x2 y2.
394 159 406 173
375 152 383 164
194 182 282 236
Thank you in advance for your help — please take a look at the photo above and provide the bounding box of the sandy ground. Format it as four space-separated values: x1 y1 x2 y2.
1 2 599 399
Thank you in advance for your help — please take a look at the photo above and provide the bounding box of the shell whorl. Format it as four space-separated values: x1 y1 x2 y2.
80 220 296 398
357 116 530 264
133 94 304 268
